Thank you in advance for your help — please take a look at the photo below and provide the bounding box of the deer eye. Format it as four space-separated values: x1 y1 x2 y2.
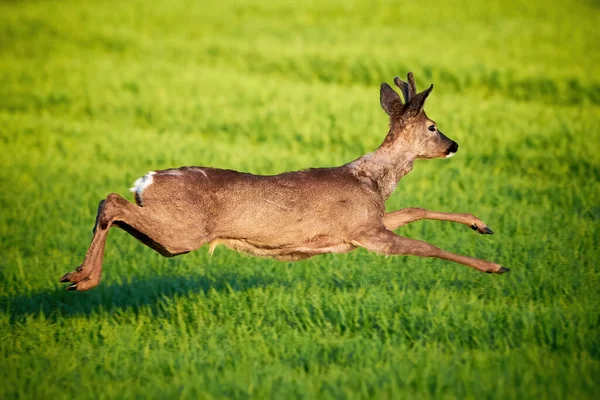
428 125 436 132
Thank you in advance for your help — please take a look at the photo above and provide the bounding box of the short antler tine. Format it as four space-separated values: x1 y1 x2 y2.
394 76 410 104
390 77 404 105
407 72 417 98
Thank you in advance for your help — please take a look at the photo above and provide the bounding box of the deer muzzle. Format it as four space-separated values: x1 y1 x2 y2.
445 141 459 158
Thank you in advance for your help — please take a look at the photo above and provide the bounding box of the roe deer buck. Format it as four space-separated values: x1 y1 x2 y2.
60 72 508 291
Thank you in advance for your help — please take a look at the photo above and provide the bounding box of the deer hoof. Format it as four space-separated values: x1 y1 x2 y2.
65 278 99 291
486 266 509 274
471 224 494 235
59 272 73 283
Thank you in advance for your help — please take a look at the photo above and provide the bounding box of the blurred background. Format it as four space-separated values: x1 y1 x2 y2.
1 0 598 398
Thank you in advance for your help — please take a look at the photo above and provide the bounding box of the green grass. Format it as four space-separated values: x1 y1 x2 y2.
1 0 599 398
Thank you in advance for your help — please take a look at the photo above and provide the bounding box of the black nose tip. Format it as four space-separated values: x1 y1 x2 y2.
447 142 459 154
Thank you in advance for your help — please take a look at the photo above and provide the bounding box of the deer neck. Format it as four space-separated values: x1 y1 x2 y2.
348 137 417 200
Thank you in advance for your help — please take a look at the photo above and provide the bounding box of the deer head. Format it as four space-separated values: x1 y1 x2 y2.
379 72 458 159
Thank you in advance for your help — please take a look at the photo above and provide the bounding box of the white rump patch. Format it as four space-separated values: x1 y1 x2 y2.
130 171 156 195
445 152 456 159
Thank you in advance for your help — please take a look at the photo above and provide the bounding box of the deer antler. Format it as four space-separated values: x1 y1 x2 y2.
393 72 418 104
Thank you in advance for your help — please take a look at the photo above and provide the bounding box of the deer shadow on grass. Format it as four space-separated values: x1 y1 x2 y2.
1 270 285 324
2 266 483 325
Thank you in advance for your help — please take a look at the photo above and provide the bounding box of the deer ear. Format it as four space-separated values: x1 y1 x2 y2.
408 84 433 113
380 83 402 116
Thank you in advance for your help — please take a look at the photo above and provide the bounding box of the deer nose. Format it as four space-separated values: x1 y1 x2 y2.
448 142 458 153
445 142 459 158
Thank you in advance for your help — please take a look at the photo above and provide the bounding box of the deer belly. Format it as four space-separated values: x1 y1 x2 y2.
209 236 355 261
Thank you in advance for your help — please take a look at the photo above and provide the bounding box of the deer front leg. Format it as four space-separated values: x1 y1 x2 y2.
384 207 494 234
356 229 508 274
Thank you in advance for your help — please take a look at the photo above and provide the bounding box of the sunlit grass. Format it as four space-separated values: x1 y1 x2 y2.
1 0 599 398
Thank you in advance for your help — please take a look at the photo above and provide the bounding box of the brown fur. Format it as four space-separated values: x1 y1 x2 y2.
60 72 508 291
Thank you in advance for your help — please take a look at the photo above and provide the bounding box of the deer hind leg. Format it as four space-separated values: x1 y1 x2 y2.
59 199 109 289
384 207 494 234
355 229 508 274
60 193 207 291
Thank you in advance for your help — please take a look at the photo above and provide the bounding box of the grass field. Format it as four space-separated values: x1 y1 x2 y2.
1 0 599 398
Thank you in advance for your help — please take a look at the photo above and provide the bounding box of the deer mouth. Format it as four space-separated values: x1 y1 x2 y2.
445 142 459 158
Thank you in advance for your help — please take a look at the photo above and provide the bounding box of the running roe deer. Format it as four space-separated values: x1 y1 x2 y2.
60 72 508 291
